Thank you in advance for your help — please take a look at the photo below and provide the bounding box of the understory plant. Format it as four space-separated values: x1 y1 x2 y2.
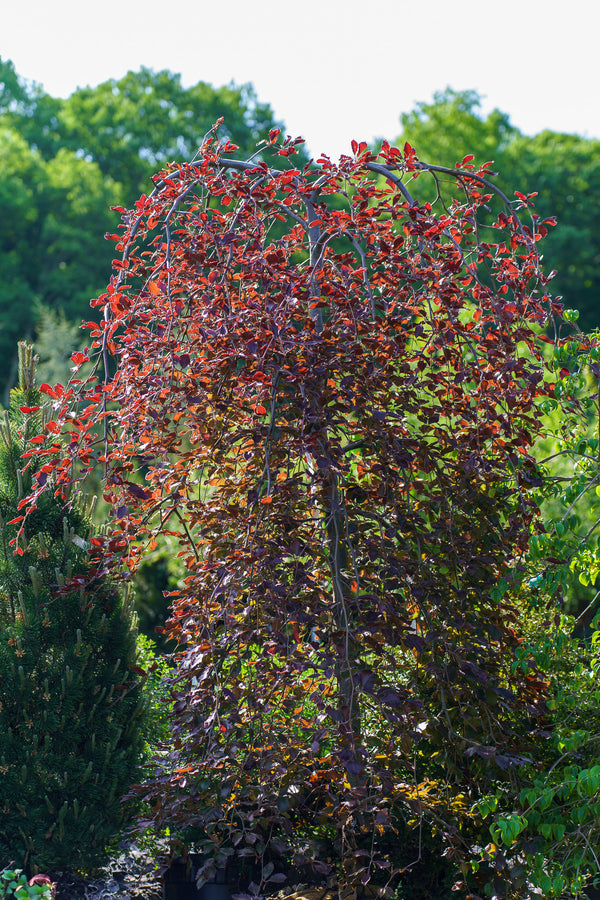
480 327 600 897
20 133 564 897
0 868 53 900
0 344 145 874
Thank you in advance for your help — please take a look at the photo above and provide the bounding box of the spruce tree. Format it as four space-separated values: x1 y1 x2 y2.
0 344 145 874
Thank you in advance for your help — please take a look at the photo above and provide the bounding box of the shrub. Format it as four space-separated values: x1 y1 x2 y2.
0 344 145 874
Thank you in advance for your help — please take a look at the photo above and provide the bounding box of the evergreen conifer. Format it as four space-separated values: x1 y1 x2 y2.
0 344 144 874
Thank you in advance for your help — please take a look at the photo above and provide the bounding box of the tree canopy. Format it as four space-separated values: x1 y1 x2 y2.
19 129 574 897
0 58 285 396
1 64 600 403
397 89 600 332
0 126 120 393
50 68 285 201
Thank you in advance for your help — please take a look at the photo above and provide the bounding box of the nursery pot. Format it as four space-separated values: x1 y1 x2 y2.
198 883 232 900
163 857 233 900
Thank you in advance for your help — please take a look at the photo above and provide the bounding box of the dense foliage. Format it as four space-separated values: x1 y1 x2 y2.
0 344 145 874
0 57 285 396
1 60 600 403
4 52 600 893
488 328 600 896
19 131 569 896
396 88 600 333
0 122 119 394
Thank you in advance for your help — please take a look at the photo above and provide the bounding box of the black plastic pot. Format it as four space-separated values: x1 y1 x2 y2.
198 883 232 900
162 856 233 900
164 884 201 900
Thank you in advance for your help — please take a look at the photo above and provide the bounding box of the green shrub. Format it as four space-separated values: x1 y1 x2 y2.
0 868 52 900
136 633 174 758
0 344 146 874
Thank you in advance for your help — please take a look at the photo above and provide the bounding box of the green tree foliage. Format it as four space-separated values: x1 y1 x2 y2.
0 57 284 397
503 133 600 336
37 150 122 320
0 129 39 381
54 68 285 201
0 60 61 158
0 59 40 118
397 88 517 171
0 344 145 874
397 88 600 331
0 126 119 397
472 328 600 897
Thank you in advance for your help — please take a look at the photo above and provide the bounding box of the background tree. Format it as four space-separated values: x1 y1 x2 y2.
0 125 120 398
396 88 517 172
0 58 54 123
22 133 562 897
0 343 145 875
0 128 40 382
0 57 286 398
503 132 600 337
396 88 600 332
54 68 286 202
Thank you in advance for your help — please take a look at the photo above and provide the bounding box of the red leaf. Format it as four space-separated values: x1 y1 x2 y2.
110 293 130 315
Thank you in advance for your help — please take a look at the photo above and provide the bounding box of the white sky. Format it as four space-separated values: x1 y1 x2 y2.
2 0 599 160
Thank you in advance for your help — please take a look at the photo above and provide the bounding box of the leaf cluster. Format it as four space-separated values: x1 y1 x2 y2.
479 330 600 897
0 869 52 900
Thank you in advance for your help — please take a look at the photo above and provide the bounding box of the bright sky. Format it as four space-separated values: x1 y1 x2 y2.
3 0 599 160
